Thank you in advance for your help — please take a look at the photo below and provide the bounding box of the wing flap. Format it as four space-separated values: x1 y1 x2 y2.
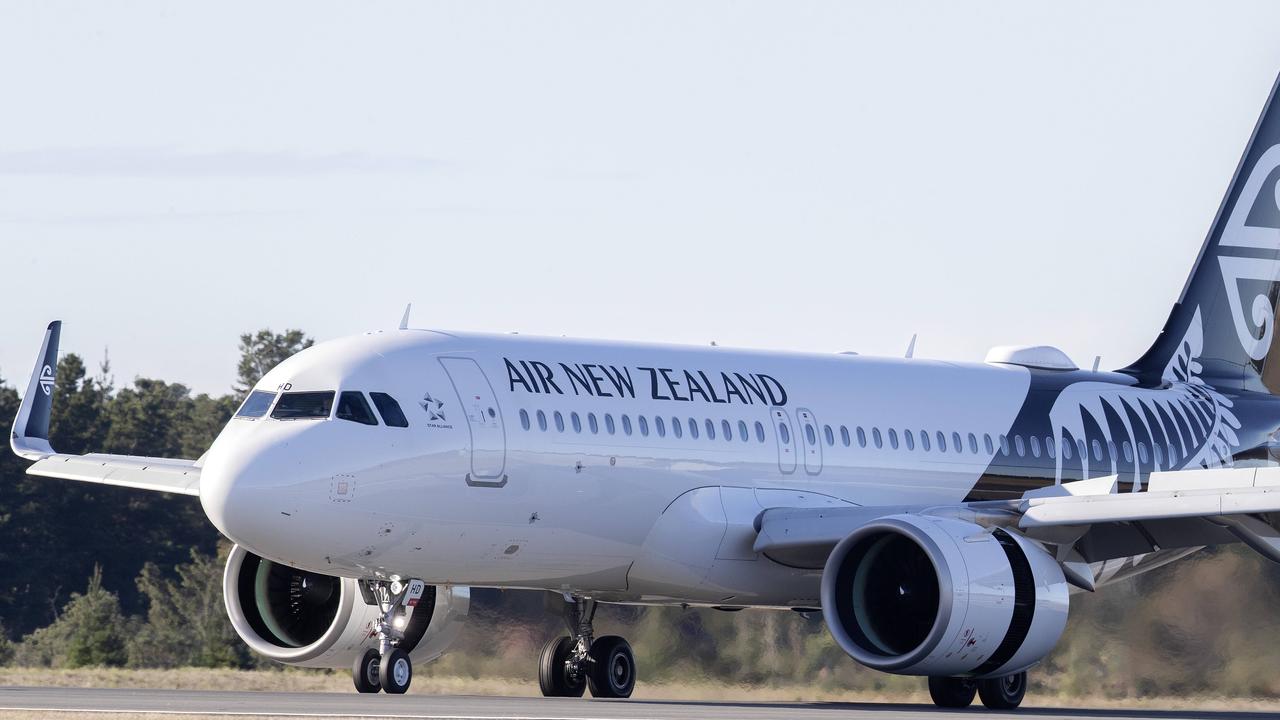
27 454 200 495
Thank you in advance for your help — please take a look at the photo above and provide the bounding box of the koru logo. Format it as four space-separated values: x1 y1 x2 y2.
420 392 446 421
38 364 54 396
1217 143 1280 360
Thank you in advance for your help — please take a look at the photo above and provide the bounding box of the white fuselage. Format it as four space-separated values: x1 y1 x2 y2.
199 328 1035 608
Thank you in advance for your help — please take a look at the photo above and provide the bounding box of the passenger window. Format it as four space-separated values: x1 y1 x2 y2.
520 409 531 431
655 416 666 437
272 391 335 420
336 391 379 425
856 427 867 448
872 428 883 449
1107 441 1117 461
1154 443 1164 466
622 414 632 435
690 418 701 440
999 435 1010 455
722 420 733 441
1030 435 1041 458
235 390 276 419
755 421 766 443
778 423 790 444
639 416 649 436
670 417 681 439
703 419 713 440
824 425 835 446
984 434 994 454
1014 435 1025 457
936 431 947 453
1123 441 1133 462
1138 442 1149 464
554 411 565 432
370 392 409 427
888 428 899 450
840 426 850 447
921 430 931 452
952 432 963 453
968 433 978 454
738 420 749 442
606 414 616 434
571 412 582 433
1091 440 1102 461
1046 436 1056 459
588 413 599 434
905 429 915 451
805 424 817 446
1062 438 1073 460
537 410 548 431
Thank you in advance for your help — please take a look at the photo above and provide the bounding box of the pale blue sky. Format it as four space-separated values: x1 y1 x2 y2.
3 1 1280 396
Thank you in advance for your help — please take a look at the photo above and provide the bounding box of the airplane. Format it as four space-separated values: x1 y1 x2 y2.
12 72 1280 711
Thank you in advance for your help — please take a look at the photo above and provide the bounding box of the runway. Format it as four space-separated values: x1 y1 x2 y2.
1 687 1279 720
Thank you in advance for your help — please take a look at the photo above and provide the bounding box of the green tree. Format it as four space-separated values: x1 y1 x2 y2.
16 566 133 668
234 329 313 394
0 620 14 666
129 544 251 668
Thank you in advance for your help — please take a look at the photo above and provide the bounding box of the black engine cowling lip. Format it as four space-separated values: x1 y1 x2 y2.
820 516 955 672
223 544 358 664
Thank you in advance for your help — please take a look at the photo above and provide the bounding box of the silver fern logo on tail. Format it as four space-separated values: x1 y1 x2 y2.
1049 309 1241 489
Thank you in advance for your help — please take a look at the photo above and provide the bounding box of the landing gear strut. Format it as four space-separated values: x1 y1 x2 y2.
351 579 426 694
539 595 636 699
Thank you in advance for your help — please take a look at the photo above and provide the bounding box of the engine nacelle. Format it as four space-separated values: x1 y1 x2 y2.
820 514 1068 678
223 544 468 669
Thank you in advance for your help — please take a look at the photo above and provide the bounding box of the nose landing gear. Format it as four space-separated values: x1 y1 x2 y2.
538 595 636 699
351 579 426 694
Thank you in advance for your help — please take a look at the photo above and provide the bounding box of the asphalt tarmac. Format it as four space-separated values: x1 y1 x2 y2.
2 687 1280 720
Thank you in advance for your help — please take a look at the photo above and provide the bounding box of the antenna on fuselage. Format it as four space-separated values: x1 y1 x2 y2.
905 333 917 359
1092 355 1101 372
399 303 412 330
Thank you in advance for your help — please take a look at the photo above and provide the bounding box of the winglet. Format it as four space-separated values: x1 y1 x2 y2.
399 303 412 330
11 321 60 460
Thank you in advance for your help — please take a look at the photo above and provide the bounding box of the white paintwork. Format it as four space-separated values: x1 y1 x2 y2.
191 328 1031 605
819 514 1069 678
984 345 1078 371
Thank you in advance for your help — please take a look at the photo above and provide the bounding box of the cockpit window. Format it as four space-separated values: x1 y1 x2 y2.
271 391 335 420
336 391 378 426
235 390 276 419
369 392 409 428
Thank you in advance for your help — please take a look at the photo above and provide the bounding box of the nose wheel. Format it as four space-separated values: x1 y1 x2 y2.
538 595 637 699
350 579 426 695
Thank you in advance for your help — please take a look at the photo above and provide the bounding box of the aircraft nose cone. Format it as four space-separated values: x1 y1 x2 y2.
199 450 253 544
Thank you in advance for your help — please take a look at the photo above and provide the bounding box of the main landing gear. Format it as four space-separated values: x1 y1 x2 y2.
928 671 1027 710
539 595 636 699
352 579 426 695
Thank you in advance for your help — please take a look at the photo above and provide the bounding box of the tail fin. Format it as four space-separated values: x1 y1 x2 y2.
11 320 60 460
1124 73 1280 392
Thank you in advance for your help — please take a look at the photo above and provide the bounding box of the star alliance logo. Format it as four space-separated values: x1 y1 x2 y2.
420 392 446 421
39 365 54 396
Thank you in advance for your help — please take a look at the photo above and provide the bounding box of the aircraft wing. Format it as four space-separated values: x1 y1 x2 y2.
753 468 1280 589
10 321 201 496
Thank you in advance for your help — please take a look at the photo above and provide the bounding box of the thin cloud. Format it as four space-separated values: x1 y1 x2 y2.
0 147 440 177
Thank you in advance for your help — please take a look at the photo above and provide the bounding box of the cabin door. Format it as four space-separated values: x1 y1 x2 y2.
771 407 797 474
440 357 507 487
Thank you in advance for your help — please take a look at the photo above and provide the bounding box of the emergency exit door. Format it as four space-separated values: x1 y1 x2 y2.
440 357 507 487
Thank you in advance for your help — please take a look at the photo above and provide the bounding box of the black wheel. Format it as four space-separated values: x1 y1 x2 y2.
928 676 977 708
352 648 381 693
978 671 1027 710
379 648 413 695
587 635 635 699
538 636 586 697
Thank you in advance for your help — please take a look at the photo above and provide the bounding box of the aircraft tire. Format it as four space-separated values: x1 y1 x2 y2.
379 648 413 695
352 648 382 693
539 636 586 697
587 635 635 699
978 671 1027 710
927 676 977 708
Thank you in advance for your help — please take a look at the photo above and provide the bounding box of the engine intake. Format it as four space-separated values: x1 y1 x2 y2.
223 544 468 668
820 514 1068 678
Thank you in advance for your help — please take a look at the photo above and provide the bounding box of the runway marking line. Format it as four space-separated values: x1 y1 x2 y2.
0 708 665 720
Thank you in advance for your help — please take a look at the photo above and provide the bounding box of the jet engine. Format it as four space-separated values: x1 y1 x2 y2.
223 544 468 668
820 514 1068 678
